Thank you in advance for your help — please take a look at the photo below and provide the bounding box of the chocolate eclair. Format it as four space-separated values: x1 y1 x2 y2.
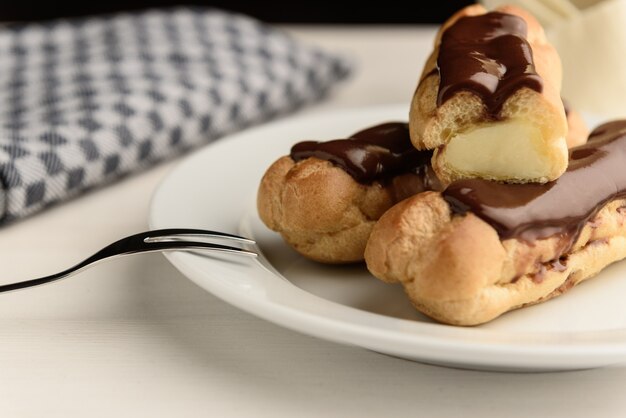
257 122 440 264
365 121 626 326
409 4 568 185
258 109 588 265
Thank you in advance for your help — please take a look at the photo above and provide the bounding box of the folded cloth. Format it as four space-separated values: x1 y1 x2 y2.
0 8 351 223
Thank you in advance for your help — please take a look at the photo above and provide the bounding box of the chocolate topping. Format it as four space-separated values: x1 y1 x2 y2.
443 120 626 248
436 12 543 117
290 122 433 184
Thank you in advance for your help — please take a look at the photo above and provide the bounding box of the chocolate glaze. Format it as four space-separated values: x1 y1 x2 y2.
554 273 578 294
512 256 567 283
436 12 543 117
290 122 433 184
551 258 568 272
443 120 626 249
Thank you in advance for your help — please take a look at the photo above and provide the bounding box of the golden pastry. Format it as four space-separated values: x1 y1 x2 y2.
257 122 440 263
410 4 568 185
366 121 626 325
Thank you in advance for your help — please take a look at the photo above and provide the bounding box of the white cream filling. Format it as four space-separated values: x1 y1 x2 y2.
443 120 560 180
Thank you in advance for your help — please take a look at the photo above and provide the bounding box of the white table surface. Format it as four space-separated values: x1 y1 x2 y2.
0 25 624 418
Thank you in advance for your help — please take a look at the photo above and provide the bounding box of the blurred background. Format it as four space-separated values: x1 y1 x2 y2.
0 1 474 23
1 0 623 117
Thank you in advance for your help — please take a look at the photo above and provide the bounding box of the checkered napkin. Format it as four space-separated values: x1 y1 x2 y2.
0 8 350 223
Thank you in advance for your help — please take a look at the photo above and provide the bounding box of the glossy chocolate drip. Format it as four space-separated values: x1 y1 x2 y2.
290 122 432 184
529 257 568 283
443 120 626 247
436 12 543 117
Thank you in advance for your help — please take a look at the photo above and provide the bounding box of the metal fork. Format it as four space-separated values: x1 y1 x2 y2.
0 228 256 293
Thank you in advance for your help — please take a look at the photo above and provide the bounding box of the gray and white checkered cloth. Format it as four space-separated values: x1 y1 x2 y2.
0 8 350 223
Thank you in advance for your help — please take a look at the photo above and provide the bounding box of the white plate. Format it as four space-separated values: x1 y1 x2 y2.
149 104 626 372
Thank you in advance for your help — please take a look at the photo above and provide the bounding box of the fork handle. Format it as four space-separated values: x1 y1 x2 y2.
0 229 256 293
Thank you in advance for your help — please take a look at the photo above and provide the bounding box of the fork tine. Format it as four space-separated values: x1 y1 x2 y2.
142 228 255 244
140 239 258 257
